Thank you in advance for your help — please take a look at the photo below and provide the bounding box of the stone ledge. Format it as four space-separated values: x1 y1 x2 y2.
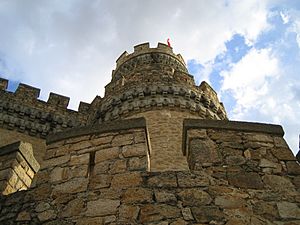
46 117 147 144
0 141 40 172
183 119 284 155
184 119 284 136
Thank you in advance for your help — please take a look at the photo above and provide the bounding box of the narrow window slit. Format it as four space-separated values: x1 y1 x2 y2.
88 151 96 177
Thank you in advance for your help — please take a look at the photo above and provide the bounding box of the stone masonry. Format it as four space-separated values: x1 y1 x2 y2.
0 42 299 224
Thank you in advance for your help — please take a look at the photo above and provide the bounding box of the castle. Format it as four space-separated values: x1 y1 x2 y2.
0 43 299 224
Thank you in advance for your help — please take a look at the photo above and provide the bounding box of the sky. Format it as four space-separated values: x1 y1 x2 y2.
0 0 300 155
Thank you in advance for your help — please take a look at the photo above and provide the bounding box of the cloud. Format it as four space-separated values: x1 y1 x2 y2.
0 0 271 109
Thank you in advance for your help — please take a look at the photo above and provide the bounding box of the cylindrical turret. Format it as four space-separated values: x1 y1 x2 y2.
90 42 227 171
91 42 227 124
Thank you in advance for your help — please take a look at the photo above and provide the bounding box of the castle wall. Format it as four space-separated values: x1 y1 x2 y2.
0 142 39 195
128 110 201 172
0 118 299 225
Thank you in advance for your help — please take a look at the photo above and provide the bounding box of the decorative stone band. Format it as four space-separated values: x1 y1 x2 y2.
94 84 227 123
0 99 86 138
182 119 285 156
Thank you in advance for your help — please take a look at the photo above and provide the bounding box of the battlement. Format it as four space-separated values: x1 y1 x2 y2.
0 78 90 113
0 77 91 140
114 42 187 80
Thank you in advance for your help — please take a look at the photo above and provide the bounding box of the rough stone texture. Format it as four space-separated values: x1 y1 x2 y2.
0 43 299 225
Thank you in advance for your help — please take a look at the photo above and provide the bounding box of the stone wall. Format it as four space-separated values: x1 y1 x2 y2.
0 118 299 224
0 141 39 195
0 77 90 164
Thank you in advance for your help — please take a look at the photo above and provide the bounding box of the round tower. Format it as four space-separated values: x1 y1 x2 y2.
91 42 227 171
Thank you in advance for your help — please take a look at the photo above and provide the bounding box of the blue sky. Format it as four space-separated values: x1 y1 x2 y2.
0 0 299 154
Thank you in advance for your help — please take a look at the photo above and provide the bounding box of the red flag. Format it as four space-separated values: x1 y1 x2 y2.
167 38 171 47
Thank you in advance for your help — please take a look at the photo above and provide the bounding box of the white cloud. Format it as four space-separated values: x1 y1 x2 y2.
280 11 290 24
0 0 271 109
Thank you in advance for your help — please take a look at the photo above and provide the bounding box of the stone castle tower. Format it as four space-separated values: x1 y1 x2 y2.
0 43 299 224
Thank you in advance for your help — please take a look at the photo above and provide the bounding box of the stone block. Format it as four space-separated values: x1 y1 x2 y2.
154 190 177 204
93 161 110 174
286 161 300 175
112 133 134 146
181 207 194 221
110 160 127 174
111 172 142 188
271 148 295 161
128 156 147 171
60 198 85 218
37 210 56 222
192 206 224 223
228 172 264 189
122 187 153 203
146 173 178 188
122 143 147 157
263 175 295 192
118 205 140 222
225 155 246 165
52 178 88 196
139 204 181 223
214 195 246 209
76 217 104 225
89 174 112 189
177 171 209 187
95 147 120 163
42 155 70 169
178 189 212 206
69 153 89 166
16 211 31 221
277 202 300 219
86 199 120 216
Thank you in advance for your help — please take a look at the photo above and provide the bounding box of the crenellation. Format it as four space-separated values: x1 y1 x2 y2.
133 42 150 52
15 83 40 99
0 78 8 91
47 92 70 108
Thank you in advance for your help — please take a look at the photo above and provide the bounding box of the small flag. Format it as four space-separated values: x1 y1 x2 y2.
167 38 171 47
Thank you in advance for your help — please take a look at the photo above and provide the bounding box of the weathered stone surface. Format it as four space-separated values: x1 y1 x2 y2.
69 153 89 165
86 199 120 216
52 178 88 195
38 210 56 222
110 160 127 174
35 202 51 212
170 218 188 225
225 155 246 165
259 159 279 168
122 143 147 157
263 175 295 192
147 173 177 188
140 204 181 223
245 133 273 143
253 201 279 220
277 202 300 219
155 190 177 203
215 195 246 209
271 148 296 161
177 172 209 187
61 198 85 218
111 172 142 188
286 161 300 175
192 206 224 223
89 174 112 189
122 187 153 203
128 156 147 171
188 138 221 169
76 217 104 225
178 189 212 206
228 172 264 189
42 155 70 169
112 133 134 146
93 161 110 174
181 207 194 221
95 147 120 163
16 211 31 221
50 167 67 183
119 205 140 222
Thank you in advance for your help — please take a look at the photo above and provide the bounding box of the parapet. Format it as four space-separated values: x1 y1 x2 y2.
0 77 90 139
113 42 187 81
